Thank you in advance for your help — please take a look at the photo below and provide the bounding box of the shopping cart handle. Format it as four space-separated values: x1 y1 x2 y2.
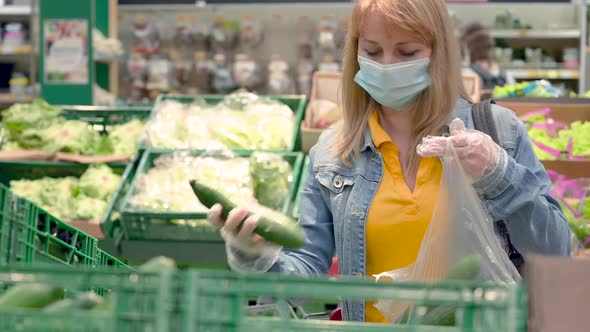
329 307 342 321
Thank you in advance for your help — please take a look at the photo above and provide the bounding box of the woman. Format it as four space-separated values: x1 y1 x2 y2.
461 22 516 95
208 0 570 323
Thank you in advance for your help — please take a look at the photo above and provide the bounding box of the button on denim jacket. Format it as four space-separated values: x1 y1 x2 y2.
234 98 570 322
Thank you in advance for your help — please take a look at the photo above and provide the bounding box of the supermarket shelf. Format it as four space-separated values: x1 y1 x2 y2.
0 93 32 104
0 44 32 55
506 68 579 80
0 5 31 17
95 57 119 64
491 29 580 39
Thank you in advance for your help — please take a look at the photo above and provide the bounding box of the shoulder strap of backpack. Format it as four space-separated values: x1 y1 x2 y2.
471 99 500 144
470 99 525 271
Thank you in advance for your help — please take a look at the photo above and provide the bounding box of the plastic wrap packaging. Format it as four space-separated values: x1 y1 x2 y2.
249 152 293 210
210 16 239 53
131 15 160 54
146 55 171 91
239 15 264 51
375 126 521 324
128 151 293 233
143 98 225 150
129 151 254 213
212 54 237 94
233 54 263 91
143 91 294 151
190 52 212 94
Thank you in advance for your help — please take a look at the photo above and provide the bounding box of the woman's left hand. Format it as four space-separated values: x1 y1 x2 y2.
449 130 502 180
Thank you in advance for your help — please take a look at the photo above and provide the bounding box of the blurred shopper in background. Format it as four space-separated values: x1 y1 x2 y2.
462 22 515 98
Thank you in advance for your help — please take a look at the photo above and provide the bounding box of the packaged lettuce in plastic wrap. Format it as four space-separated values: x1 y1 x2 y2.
143 99 225 150
78 164 122 200
128 151 254 213
208 91 295 150
249 152 292 210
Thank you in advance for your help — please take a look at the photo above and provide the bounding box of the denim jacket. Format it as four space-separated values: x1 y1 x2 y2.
239 98 570 322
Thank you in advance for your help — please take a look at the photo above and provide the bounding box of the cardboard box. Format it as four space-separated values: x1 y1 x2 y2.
301 71 342 153
497 98 590 124
462 71 481 102
497 98 590 179
525 255 590 332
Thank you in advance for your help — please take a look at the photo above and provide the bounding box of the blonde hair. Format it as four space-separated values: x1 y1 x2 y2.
333 0 467 172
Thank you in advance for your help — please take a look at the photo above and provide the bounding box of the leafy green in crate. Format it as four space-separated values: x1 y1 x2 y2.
127 152 295 229
1 100 145 157
144 91 295 151
250 152 293 210
9 164 121 222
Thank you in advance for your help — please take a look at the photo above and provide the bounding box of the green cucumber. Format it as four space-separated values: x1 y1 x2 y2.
93 293 114 312
0 283 64 309
446 255 482 280
43 292 102 312
189 180 306 249
399 255 482 325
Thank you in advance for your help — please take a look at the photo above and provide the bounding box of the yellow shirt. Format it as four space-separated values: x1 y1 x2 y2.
365 112 442 323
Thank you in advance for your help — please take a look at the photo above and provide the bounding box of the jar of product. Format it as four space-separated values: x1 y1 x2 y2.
9 73 28 100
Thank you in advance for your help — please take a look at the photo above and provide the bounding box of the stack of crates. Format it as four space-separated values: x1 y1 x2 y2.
0 265 527 332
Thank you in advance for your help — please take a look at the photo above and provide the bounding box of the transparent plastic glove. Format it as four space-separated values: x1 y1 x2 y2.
208 203 281 273
417 118 504 181
449 122 502 181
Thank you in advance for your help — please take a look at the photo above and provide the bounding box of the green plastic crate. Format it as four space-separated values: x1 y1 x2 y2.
182 270 527 332
291 156 311 220
119 150 304 241
96 248 133 272
1 184 99 266
0 265 180 332
0 185 15 265
100 153 143 239
142 94 306 152
0 105 151 184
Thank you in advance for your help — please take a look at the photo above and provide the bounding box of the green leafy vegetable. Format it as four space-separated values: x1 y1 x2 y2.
78 164 121 200
9 165 120 222
250 152 293 210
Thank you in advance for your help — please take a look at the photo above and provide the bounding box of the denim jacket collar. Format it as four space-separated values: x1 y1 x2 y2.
360 98 472 153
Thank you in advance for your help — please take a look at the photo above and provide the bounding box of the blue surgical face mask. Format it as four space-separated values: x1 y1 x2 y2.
354 56 431 111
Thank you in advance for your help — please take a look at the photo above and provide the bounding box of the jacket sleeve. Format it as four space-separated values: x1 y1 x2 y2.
267 144 336 276
472 111 570 256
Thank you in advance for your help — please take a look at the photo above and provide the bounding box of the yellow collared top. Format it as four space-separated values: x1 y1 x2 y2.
365 112 443 323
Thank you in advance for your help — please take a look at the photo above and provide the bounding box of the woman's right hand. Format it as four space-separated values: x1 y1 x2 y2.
207 203 278 257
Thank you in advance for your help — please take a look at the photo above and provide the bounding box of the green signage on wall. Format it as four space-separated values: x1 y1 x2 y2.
39 0 95 105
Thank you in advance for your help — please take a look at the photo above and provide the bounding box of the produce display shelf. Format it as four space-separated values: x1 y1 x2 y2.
291 155 310 220
0 265 180 332
0 105 152 185
0 266 527 332
118 150 304 241
183 270 528 332
141 94 307 153
100 154 143 239
0 184 98 267
96 248 133 272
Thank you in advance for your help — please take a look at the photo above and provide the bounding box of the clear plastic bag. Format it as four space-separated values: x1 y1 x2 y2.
374 133 522 324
